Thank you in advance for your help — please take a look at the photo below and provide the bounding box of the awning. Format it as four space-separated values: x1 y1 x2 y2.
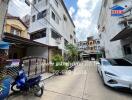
3 32 49 47
111 27 132 41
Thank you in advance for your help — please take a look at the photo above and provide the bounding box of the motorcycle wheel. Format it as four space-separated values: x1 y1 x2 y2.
11 83 21 92
34 85 44 97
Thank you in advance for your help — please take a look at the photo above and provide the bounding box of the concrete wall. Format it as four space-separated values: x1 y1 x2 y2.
0 0 9 39
26 46 48 59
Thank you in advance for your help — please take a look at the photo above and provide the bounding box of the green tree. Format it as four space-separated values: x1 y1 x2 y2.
66 44 78 62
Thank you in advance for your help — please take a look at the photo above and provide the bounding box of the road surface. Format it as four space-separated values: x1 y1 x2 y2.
9 61 132 100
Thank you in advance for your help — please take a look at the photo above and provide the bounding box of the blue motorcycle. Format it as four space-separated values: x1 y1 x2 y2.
11 69 44 97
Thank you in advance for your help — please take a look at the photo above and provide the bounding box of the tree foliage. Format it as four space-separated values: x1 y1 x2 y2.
66 44 78 62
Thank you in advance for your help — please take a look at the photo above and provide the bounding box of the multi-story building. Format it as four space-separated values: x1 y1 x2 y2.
77 37 102 60
77 41 88 52
0 0 9 40
29 0 76 61
77 41 88 60
98 0 132 61
87 36 102 60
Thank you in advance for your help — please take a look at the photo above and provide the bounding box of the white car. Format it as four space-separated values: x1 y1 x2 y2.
97 58 132 90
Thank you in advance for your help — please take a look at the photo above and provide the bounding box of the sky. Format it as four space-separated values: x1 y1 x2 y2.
8 0 102 41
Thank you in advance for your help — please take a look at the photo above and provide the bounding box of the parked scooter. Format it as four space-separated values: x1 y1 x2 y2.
68 65 75 71
11 69 44 97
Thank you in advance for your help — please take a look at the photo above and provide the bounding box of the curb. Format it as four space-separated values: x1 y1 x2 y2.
41 73 55 81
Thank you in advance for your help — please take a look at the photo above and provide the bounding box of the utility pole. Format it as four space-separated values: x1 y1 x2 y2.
0 0 9 40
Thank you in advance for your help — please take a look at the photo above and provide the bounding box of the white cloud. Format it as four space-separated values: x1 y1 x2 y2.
74 0 102 41
69 6 75 17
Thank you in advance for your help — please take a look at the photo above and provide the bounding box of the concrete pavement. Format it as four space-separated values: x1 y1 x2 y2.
8 61 132 100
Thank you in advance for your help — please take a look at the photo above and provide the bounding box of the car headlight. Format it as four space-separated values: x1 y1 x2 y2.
104 71 117 77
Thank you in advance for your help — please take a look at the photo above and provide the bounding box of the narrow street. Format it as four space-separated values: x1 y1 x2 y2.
9 61 132 100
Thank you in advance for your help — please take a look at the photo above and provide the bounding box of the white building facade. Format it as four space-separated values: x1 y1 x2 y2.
98 0 132 61
29 0 76 56
98 0 124 58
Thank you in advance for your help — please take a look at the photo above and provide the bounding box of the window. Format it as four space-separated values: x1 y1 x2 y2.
89 41 93 45
52 11 59 24
33 0 36 4
30 29 46 40
51 30 61 39
94 46 97 50
64 39 68 46
123 44 132 55
63 15 67 21
52 12 55 20
107 59 132 66
37 10 47 20
54 0 58 7
10 27 21 36
102 61 111 66
73 31 76 35
32 15 36 22
97 41 100 44
42 10 47 17
70 35 73 40
91 47 93 50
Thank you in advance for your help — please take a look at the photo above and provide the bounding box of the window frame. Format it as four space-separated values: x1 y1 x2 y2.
54 0 59 7
30 29 47 40
52 11 55 21
123 44 132 55
10 26 21 36
32 15 36 22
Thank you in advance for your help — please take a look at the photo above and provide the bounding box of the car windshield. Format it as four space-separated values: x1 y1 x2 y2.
102 61 111 66
107 59 132 66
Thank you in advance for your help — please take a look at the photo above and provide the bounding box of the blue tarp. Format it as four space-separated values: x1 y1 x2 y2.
0 77 12 100
0 41 9 49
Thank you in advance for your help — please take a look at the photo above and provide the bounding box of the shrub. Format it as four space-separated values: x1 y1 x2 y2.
52 55 67 75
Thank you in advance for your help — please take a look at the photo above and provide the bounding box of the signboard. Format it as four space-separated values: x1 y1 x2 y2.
111 5 125 17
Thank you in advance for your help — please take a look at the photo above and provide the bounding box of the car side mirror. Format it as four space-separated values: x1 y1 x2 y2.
96 62 100 66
